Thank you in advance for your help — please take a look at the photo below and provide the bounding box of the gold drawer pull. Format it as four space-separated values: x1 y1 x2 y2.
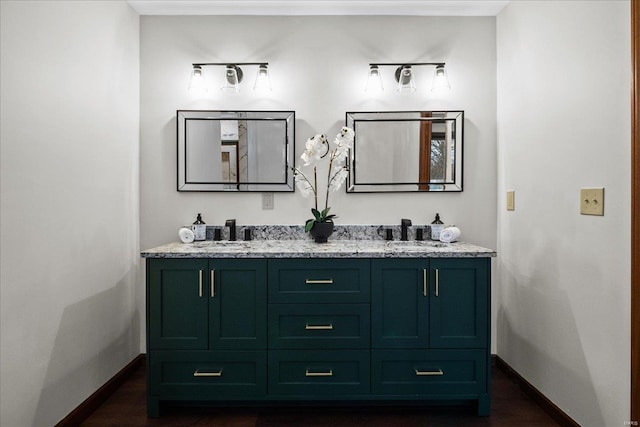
305 279 334 285
193 370 222 377
305 323 334 330
423 268 427 296
211 269 215 297
415 369 444 376
305 369 333 377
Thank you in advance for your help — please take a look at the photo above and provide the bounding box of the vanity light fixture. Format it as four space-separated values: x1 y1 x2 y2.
366 62 450 94
188 62 271 94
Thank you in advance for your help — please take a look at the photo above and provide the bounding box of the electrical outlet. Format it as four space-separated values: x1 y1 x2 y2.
506 191 515 211
262 192 274 210
580 187 604 216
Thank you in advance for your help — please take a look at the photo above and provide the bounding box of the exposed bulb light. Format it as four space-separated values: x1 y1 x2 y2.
189 65 207 94
396 66 416 94
221 65 242 93
365 62 449 95
253 64 272 92
365 65 383 94
188 62 271 96
431 64 450 92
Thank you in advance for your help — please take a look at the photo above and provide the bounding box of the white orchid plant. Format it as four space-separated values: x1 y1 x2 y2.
293 127 355 232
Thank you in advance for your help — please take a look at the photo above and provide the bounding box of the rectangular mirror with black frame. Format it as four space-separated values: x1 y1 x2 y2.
177 110 295 192
345 111 463 192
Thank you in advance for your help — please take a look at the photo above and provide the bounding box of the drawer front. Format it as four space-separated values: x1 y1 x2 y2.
269 350 370 396
371 349 487 395
149 350 267 399
269 304 370 349
269 259 370 303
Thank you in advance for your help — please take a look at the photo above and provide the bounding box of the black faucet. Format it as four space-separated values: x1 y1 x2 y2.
401 218 412 241
225 219 236 241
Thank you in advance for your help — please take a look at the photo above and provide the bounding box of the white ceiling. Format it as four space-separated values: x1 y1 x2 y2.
127 1 510 16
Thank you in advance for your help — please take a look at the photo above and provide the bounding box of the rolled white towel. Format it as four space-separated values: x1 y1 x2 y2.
439 226 461 243
178 227 195 243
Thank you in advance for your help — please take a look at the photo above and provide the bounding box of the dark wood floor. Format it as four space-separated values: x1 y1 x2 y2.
81 364 561 427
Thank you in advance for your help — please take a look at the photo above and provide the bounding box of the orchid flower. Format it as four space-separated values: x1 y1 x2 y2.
301 134 329 166
293 127 354 233
328 165 349 192
294 170 315 198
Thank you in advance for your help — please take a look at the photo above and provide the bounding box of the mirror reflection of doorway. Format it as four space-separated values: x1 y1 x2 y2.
221 143 238 189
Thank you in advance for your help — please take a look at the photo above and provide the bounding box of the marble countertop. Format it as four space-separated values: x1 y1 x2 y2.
141 239 496 259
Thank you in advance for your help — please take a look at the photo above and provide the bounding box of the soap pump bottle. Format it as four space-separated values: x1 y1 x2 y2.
430 213 444 241
192 213 206 241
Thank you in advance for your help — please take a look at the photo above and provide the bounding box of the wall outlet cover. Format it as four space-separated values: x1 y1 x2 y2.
262 192 274 210
580 187 604 216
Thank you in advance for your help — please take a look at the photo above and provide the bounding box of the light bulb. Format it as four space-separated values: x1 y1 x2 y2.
396 66 416 94
365 65 383 94
254 64 272 92
431 65 450 92
221 65 242 93
188 65 207 93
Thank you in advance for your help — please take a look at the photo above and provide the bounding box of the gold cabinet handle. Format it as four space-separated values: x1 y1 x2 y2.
423 268 428 296
305 369 333 377
210 269 215 297
198 270 203 297
435 268 439 297
415 369 444 376
305 324 334 330
194 370 222 377
305 279 334 285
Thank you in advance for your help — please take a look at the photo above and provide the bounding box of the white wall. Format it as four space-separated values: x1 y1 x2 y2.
140 15 497 252
496 1 630 426
0 2 140 426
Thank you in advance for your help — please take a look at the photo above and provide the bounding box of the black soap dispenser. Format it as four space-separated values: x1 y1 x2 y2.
192 213 206 241
430 213 444 241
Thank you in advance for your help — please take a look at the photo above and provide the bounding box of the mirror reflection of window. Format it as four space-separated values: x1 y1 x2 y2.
345 111 463 192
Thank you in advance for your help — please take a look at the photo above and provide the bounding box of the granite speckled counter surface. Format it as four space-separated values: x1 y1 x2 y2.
141 225 496 258
141 239 496 259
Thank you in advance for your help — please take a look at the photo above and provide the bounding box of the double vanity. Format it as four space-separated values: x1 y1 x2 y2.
141 232 496 417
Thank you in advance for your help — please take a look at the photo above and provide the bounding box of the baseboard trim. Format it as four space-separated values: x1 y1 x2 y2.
55 354 145 427
55 353 579 426
493 355 580 427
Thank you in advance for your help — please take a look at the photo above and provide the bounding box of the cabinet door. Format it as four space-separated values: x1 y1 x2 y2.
429 258 489 348
209 259 267 349
148 259 209 350
372 259 429 349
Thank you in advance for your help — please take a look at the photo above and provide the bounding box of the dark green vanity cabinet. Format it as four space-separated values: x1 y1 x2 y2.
146 256 491 416
371 258 490 415
146 258 267 416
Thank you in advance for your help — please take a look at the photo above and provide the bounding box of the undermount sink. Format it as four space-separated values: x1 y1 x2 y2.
192 241 249 247
384 240 448 248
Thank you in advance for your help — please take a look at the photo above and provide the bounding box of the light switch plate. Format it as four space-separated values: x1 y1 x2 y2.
580 187 604 216
506 191 515 211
